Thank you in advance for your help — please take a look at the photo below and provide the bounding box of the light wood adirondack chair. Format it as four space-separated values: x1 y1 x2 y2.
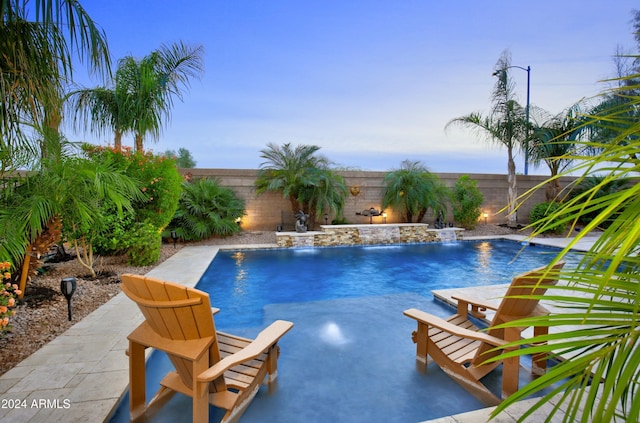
121 274 294 423
404 262 564 405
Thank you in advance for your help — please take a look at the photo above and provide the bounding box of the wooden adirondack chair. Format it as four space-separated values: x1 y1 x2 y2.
404 262 564 405
121 274 294 423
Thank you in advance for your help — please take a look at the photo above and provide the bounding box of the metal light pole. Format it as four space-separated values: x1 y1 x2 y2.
493 65 531 175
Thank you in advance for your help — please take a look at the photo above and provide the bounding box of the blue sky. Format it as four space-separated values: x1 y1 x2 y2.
70 1 638 174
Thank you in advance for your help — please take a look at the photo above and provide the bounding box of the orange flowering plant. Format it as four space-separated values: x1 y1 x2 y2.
0 262 20 336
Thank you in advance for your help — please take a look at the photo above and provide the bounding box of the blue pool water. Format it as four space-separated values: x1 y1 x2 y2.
110 240 578 423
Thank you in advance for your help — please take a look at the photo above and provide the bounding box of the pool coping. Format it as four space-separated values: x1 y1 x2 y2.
0 235 600 423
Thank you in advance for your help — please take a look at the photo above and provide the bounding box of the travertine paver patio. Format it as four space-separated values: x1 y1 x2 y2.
0 236 598 423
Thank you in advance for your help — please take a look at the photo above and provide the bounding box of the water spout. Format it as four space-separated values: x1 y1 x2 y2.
436 228 457 243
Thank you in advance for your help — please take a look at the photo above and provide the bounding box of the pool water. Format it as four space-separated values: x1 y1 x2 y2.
110 240 577 423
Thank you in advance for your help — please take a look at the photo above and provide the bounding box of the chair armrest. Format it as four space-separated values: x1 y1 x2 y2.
197 320 294 382
452 294 500 319
452 295 500 312
404 308 507 347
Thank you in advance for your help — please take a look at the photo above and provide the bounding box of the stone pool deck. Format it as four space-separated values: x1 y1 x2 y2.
0 236 599 423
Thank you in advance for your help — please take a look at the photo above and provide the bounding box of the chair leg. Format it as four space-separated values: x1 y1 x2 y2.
266 344 281 384
128 341 147 422
411 322 429 365
192 355 210 423
501 327 520 399
532 326 548 376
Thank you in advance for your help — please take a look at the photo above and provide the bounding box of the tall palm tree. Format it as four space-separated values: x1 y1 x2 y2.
490 73 640 423
446 50 527 225
1 0 110 170
120 42 204 152
68 41 204 152
381 160 447 223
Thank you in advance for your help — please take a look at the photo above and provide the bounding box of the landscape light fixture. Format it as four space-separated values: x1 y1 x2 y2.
170 230 178 248
60 277 76 321
324 213 329 225
382 212 387 224
493 65 531 175
484 212 489 225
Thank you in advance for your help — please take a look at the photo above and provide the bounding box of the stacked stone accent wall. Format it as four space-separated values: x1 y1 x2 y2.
181 168 576 231
275 224 462 248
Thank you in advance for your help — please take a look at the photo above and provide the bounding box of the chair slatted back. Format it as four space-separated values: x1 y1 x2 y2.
121 274 222 388
473 261 565 366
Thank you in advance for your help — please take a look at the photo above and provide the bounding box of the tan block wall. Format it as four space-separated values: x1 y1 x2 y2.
181 168 574 231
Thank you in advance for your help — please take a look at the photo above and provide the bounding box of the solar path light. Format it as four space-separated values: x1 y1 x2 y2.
60 277 76 321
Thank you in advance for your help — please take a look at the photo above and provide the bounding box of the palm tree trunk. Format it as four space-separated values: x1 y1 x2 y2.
289 197 301 214
507 152 517 225
545 166 562 202
114 131 123 151
135 132 143 152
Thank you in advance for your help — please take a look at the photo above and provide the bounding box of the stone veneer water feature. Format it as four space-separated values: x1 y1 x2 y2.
275 223 464 248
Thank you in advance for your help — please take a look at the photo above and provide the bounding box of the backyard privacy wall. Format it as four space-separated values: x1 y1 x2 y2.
181 169 576 231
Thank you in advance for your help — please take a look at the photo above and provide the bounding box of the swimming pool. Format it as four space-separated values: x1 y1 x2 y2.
110 240 577 423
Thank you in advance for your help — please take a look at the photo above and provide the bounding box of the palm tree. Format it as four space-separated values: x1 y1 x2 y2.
297 167 348 224
0 137 143 282
1 0 110 170
166 178 245 241
67 86 129 150
446 50 528 225
490 73 640 423
120 42 204 152
528 103 589 201
68 41 204 152
255 143 347 227
381 160 447 223
255 143 326 212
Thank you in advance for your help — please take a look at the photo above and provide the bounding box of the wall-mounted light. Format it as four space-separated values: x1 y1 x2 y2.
60 277 76 321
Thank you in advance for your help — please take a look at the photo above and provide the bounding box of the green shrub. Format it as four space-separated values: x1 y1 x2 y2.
451 175 483 229
92 206 135 255
529 202 567 234
165 178 245 241
83 145 182 260
83 145 182 229
125 221 161 266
